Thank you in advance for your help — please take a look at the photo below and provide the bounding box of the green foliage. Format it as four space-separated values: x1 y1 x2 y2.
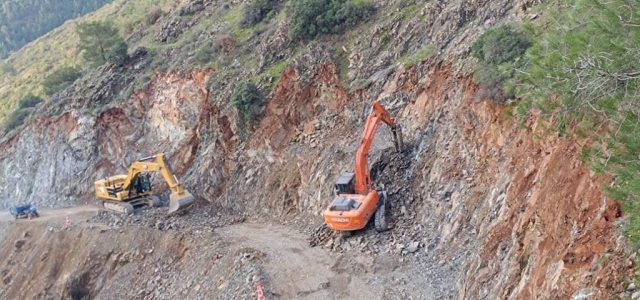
516 0 640 246
194 45 215 65
17 93 43 109
396 44 434 68
0 0 115 59
222 4 254 41
0 0 172 124
472 25 530 103
0 60 15 75
3 109 30 132
231 81 263 126
146 6 163 25
472 25 531 64
42 66 81 96
287 0 375 42
76 21 129 66
240 0 280 28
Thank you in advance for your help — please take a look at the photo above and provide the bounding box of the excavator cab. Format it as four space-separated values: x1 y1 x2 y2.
334 172 356 195
134 173 152 194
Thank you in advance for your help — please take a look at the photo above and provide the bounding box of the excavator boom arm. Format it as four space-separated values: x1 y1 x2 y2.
121 153 183 193
354 101 403 194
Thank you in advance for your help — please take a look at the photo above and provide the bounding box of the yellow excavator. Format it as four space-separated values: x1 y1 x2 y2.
94 152 195 215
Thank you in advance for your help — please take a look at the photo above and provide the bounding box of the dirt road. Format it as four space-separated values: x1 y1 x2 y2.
0 204 451 300
0 204 101 224
216 223 443 300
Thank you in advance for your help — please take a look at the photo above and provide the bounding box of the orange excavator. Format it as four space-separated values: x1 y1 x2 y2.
323 101 403 236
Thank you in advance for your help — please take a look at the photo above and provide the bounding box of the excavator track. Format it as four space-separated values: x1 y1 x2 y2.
374 191 388 232
146 196 162 207
102 200 135 215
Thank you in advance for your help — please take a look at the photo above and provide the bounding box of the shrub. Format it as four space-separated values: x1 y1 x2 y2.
17 93 43 109
194 44 215 64
231 82 263 125
108 40 129 66
473 63 514 103
42 66 81 96
472 25 531 64
147 6 163 25
3 109 30 132
240 0 280 28
471 25 530 103
287 0 375 42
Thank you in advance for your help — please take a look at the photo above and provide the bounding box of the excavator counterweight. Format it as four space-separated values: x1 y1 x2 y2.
322 101 403 234
94 153 195 215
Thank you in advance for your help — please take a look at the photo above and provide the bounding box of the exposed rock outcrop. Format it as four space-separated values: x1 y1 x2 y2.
0 0 631 298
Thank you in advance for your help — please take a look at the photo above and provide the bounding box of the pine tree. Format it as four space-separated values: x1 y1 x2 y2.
0 0 114 59
75 21 128 67
517 0 640 245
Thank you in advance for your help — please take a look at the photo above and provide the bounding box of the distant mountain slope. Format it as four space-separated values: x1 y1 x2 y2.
0 0 173 121
0 0 116 59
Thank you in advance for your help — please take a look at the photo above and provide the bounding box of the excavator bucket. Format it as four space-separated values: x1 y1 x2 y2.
167 191 195 215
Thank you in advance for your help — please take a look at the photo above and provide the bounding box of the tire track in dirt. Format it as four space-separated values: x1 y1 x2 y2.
216 222 441 300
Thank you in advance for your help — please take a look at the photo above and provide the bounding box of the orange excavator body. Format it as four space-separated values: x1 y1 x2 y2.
323 101 403 233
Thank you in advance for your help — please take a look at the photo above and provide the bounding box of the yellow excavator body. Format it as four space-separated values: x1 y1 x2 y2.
94 153 195 215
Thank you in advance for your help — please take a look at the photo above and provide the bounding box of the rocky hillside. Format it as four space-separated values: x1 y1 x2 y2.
0 0 634 299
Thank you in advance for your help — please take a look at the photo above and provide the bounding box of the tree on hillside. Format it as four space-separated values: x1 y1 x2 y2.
287 0 375 42
76 21 128 67
518 0 640 120
231 81 263 125
516 0 640 245
0 0 115 59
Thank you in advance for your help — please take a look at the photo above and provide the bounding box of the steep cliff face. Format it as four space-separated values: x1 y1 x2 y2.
0 69 214 208
0 0 631 298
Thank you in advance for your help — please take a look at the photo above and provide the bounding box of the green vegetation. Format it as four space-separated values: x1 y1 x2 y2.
2 109 30 132
231 81 263 127
287 0 375 42
17 94 43 109
396 44 435 68
76 21 128 66
514 0 640 246
241 0 280 28
222 5 254 41
251 58 291 89
0 0 172 122
472 25 530 65
146 6 164 25
0 0 115 59
42 66 81 96
472 25 530 103
0 60 15 75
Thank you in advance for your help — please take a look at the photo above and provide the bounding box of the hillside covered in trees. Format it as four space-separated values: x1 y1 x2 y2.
0 0 115 58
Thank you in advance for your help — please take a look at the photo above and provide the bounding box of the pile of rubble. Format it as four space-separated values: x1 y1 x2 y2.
213 248 271 300
90 201 245 233
125 247 269 300
309 148 430 257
